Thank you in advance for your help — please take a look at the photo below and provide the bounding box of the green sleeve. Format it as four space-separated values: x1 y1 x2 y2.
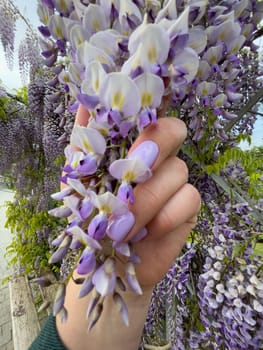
29 313 143 350
28 314 67 350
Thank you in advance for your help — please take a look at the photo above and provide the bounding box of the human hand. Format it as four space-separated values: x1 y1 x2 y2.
56 108 201 350
72 106 201 289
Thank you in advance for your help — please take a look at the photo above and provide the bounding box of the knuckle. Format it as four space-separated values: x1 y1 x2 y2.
175 118 187 142
175 157 189 181
161 117 187 146
185 184 201 213
158 207 176 232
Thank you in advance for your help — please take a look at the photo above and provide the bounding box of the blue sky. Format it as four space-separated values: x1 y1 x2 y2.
0 0 262 148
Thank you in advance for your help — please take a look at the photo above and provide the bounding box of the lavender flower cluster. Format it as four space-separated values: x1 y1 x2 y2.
0 98 36 195
0 0 18 70
143 184 263 349
18 28 42 85
33 0 263 342
194 200 263 350
38 0 204 328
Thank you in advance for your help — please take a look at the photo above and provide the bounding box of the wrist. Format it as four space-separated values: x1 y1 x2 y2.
56 274 153 350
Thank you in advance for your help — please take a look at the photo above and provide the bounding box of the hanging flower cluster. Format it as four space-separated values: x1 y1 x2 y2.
38 0 201 329
0 0 18 70
35 0 263 342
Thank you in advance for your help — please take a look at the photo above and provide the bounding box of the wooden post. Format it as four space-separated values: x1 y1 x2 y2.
9 276 41 350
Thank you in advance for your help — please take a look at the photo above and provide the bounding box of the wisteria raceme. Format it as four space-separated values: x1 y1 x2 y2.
28 75 46 145
38 0 203 329
0 98 36 195
18 29 42 85
143 243 198 349
0 0 18 70
39 82 66 210
193 200 263 350
26 0 263 345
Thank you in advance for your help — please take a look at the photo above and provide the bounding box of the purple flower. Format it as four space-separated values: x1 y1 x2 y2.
107 211 135 242
77 246 96 275
88 213 108 240
92 258 117 296
126 262 142 295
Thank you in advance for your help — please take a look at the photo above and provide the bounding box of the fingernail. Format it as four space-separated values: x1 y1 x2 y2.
129 140 159 168
130 227 148 243
107 211 135 242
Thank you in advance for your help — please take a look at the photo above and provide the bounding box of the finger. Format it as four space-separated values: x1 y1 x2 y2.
128 117 187 170
146 183 201 240
126 156 189 239
134 219 198 286
75 104 90 126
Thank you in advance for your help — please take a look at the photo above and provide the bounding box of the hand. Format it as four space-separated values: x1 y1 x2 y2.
56 106 201 350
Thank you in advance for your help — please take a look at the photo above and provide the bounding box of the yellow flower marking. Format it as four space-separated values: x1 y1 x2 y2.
141 92 152 107
218 32 226 42
96 55 106 65
147 46 158 63
100 205 111 214
92 20 101 32
72 160 79 168
60 0 67 12
94 79 99 93
112 91 125 110
123 171 135 183
56 26 63 39
83 140 93 153
210 55 217 65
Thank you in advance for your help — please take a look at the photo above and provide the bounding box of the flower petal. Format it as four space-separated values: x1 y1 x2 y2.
68 225 102 250
113 292 129 326
92 258 117 296
126 262 142 295
88 213 108 240
129 23 170 64
91 191 129 216
70 125 106 155
77 247 96 275
99 72 141 116
67 178 87 197
109 158 152 183
83 4 110 33
83 60 107 95
77 41 115 69
78 276 94 299
107 211 135 241
134 72 164 108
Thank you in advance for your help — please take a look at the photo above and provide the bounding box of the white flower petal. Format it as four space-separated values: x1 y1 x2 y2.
155 0 178 23
167 6 189 37
134 73 164 108
188 27 207 54
77 41 114 69
69 24 90 50
83 4 110 33
67 178 87 197
129 24 170 65
91 191 128 216
68 225 102 250
70 126 106 155
83 61 107 95
99 72 141 116
172 47 199 83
